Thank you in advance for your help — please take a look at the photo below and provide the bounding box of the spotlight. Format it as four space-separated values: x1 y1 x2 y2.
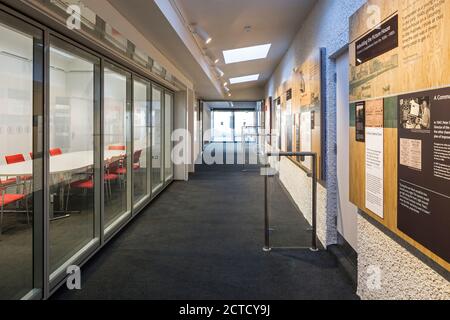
205 51 219 65
215 67 225 77
192 24 212 45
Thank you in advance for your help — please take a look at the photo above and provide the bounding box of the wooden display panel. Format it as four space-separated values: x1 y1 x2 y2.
272 50 325 181
349 0 450 271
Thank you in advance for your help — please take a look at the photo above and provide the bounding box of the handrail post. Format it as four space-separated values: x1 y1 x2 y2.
310 154 318 252
263 163 271 252
263 151 319 252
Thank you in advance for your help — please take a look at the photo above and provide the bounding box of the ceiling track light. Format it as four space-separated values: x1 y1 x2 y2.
191 24 212 45
215 66 225 78
205 51 219 65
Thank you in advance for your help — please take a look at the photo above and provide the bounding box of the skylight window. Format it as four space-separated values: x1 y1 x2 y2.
229 74 260 84
223 44 271 64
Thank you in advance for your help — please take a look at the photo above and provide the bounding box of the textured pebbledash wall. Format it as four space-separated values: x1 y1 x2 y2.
265 0 366 247
357 214 450 300
265 0 450 300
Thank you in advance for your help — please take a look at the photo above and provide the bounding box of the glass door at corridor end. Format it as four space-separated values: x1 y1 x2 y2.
212 111 234 142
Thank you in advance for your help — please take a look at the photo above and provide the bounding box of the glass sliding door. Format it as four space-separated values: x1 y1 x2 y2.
0 12 43 299
212 111 234 142
235 111 256 142
133 78 151 207
103 63 131 232
48 36 100 278
151 85 163 193
164 92 173 182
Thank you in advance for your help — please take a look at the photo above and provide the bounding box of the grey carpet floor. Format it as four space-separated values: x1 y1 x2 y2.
52 162 358 300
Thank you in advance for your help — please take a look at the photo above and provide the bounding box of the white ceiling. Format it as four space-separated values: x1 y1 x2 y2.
175 0 317 90
108 0 317 99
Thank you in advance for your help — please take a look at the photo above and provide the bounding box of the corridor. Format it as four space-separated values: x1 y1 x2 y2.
53 150 357 300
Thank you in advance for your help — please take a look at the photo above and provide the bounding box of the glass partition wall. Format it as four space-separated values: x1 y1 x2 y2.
103 63 132 234
133 78 151 208
0 11 44 300
151 86 163 193
0 7 174 300
48 36 100 281
164 93 174 182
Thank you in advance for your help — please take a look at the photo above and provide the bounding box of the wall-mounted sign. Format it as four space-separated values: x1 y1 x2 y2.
398 87 450 263
286 89 292 101
355 14 398 66
356 101 365 142
365 99 384 218
300 111 312 170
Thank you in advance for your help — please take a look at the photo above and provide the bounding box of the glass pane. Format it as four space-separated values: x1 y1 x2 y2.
133 79 150 206
164 93 173 181
49 39 97 275
235 111 256 142
151 86 163 192
212 111 233 142
104 65 131 229
0 20 37 300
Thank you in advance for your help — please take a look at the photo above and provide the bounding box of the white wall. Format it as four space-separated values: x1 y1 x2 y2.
174 90 188 181
202 106 211 144
336 50 358 250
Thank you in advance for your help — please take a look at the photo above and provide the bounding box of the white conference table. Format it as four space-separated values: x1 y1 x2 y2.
0 150 126 177
0 150 127 219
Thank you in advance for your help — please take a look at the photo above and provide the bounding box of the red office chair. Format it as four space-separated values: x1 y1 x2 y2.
133 150 143 170
49 148 62 156
107 157 127 189
5 154 25 164
108 145 126 151
66 169 119 210
0 180 29 235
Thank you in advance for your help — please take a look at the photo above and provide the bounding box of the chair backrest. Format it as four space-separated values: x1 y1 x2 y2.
5 154 25 164
107 157 122 172
50 148 62 156
133 150 142 164
109 145 126 151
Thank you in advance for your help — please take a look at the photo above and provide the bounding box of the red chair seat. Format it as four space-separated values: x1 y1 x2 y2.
71 180 94 189
1 178 17 186
112 168 127 175
108 146 126 151
0 194 25 206
105 173 118 181
50 148 62 156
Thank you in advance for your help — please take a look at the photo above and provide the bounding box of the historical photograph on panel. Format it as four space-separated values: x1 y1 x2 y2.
355 101 365 142
399 96 431 132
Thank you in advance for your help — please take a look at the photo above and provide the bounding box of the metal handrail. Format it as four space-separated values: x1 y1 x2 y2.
263 152 318 252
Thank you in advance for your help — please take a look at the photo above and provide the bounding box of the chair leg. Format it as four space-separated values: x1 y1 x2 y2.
65 184 71 213
0 205 3 235
25 196 30 226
